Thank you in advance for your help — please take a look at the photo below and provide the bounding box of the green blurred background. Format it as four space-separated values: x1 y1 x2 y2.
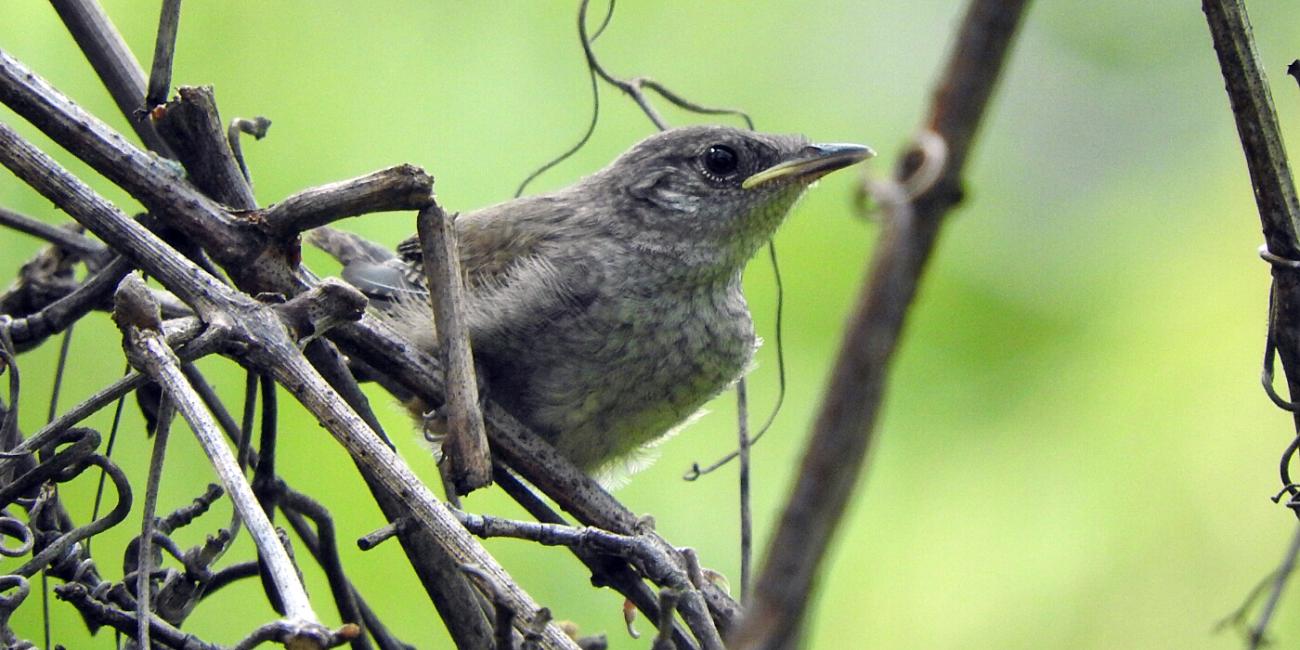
3 2 1299 648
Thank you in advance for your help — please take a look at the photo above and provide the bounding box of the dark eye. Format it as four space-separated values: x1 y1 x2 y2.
701 144 739 178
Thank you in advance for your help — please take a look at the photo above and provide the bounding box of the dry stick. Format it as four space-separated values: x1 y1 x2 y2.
0 206 105 258
0 317 206 480
145 0 181 109
135 396 175 650
264 165 435 238
277 490 375 650
416 204 492 494
152 85 258 212
48 0 173 156
454 509 724 650
55 583 217 650
1249 521 1300 647
4 256 132 351
1203 0 1300 459
0 54 248 290
1202 0 1300 644
732 1 1030 648
113 273 324 632
492 467 697 650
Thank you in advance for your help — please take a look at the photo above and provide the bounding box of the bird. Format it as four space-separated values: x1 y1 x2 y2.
313 125 873 481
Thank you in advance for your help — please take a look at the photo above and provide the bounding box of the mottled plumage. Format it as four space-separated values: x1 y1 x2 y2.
315 125 871 479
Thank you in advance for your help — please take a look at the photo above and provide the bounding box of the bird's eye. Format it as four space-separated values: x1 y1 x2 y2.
701 144 740 178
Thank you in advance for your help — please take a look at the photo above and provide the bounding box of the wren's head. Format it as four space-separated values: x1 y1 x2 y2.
588 125 874 280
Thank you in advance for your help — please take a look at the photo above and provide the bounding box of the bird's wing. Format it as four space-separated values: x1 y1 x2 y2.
313 193 599 339
395 195 562 292
308 227 424 301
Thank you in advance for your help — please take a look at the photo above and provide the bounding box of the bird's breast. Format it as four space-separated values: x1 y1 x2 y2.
478 282 755 472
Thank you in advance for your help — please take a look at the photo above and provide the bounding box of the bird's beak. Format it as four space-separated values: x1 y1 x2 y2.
742 142 876 190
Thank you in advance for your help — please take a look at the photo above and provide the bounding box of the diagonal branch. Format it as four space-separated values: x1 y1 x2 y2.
113 273 324 633
1203 0 1300 644
48 0 174 156
732 1 1031 647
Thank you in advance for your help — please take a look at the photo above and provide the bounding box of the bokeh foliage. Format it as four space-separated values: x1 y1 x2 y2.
2 2 1300 648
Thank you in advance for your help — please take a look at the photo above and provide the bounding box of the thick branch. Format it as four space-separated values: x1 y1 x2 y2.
733 1 1031 648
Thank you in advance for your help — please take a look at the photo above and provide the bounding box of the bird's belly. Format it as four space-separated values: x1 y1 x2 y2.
481 294 755 472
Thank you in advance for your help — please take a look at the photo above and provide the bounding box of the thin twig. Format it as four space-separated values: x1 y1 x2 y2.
145 0 182 109
416 204 492 493
136 397 175 649
228 116 271 185
735 379 752 601
454 508 722 650
0 206 105 259
733 1 1030 647
48 0 174 155
492 467 697 650
5 256 131 352
1249 521 1300 648
152 86 258 211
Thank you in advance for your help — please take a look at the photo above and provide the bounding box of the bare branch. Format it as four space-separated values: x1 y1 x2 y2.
265 165 434 237
0 121 228 316
136 394 175 650
4 256 130 352
153 85 258 210
55 582 218 650
492 468 696 650
454 509 722 650
416 204 492 493
733 1 1031 647
113 272 322 630
0 206 106 259
48 0 174 155
1202 0 1300 506
1203 1 1300 644
145 0 182 109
